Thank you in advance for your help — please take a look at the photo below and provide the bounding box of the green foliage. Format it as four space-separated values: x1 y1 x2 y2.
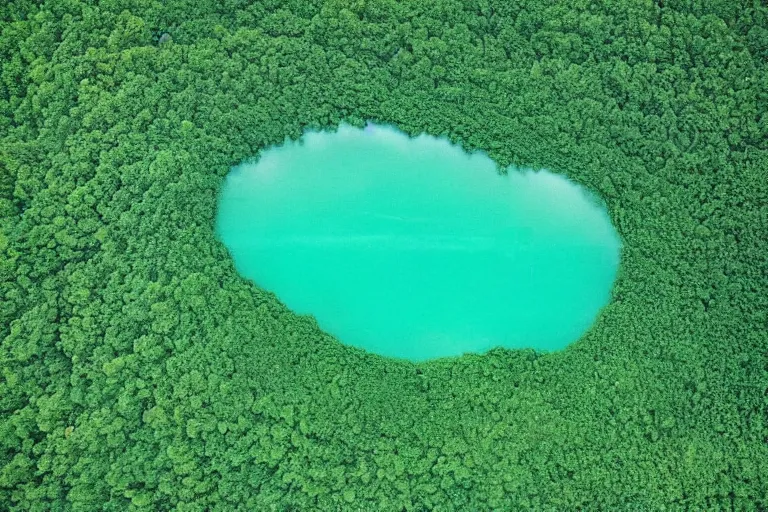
1 0 767 509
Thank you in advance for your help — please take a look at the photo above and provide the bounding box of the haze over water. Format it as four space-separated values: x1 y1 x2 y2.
216 123 621 361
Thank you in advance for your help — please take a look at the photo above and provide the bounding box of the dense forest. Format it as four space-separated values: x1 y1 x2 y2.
1 0 767 509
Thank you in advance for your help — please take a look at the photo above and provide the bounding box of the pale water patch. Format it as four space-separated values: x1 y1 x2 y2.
216 123 621 361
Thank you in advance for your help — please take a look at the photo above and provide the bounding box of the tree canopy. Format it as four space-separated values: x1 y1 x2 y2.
1 0 767 509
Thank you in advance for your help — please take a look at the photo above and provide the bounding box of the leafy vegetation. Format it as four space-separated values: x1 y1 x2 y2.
1 0 767 509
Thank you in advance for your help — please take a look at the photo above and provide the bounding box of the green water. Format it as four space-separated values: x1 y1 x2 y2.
216 123 621 361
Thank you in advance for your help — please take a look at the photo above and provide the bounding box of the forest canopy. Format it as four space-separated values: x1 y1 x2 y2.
1 0 767 510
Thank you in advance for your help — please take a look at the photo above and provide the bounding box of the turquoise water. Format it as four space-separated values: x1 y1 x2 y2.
216 123 621 361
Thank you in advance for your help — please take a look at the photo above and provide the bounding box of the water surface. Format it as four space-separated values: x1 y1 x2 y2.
216 123 621 361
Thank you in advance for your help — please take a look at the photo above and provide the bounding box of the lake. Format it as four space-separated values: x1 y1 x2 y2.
216 123 621 361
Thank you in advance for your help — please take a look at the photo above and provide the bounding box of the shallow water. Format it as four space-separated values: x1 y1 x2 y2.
216 123 621 361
